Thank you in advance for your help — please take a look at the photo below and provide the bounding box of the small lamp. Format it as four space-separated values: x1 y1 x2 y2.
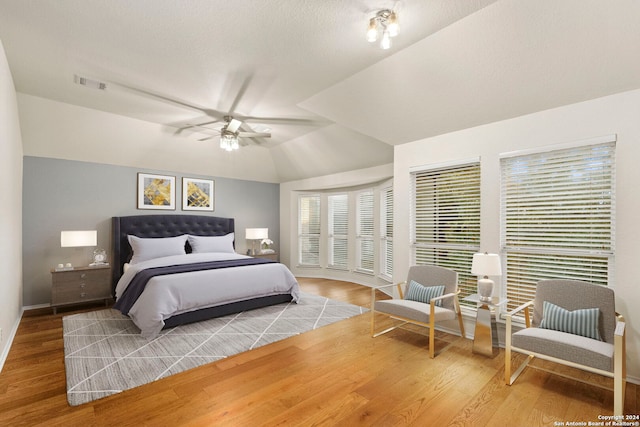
471 252 502 302
60 230 97 269
245 228 268 256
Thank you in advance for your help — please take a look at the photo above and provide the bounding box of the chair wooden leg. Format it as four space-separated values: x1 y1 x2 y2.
454 296 465 338
370 287 376 337
457 310 465 338
508 354 534 385
505 344 512 385
613 329 626 416
370 309 375 337
505 315 533 385
429 302 435 359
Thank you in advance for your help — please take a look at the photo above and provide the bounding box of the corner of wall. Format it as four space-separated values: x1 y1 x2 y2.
0 40 24 372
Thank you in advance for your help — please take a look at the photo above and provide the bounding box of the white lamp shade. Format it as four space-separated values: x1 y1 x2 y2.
471 253 502 277
245 228 268 240
61 230 97 247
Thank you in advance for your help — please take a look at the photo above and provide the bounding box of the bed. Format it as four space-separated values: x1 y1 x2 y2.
112 214 300 338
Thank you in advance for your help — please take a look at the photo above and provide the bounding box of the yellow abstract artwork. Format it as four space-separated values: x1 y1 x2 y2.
137 173 176 210
182 178 214 211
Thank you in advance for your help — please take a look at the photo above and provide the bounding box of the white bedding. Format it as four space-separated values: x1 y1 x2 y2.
115 252 300 338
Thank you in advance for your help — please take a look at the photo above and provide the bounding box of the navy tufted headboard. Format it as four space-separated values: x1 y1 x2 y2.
111 214 235 292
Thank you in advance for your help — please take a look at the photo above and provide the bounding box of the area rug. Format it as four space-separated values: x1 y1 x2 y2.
63 292 366 406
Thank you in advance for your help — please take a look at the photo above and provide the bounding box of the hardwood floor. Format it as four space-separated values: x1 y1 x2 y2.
0 278 637 426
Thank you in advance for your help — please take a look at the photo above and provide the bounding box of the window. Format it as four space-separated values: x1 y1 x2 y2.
328 194 349 269
356 189 374 274
411 161 481 300
298 194 321 266
501 138 615 313
380 186 393 280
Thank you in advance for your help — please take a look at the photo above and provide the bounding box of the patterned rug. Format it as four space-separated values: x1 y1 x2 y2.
63 292 366 406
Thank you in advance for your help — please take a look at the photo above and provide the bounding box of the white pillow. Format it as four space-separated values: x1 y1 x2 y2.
187 233 235 254
128 234 188 264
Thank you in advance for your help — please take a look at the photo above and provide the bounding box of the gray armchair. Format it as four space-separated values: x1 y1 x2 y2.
505 279 626 416
371 265 465 358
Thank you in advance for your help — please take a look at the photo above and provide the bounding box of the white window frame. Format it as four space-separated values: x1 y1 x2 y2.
297 194 321 267
356 189 375 274
328 193 349 270
379 185 393 281
410 159 481 302
500 135 616 314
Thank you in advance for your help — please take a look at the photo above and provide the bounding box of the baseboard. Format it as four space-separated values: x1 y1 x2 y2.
0 307 24 373
22 302 51 311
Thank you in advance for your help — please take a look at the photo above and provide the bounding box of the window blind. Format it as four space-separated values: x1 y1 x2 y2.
500 140 615 313
379 186 393 280
328 194 349 269
411 162 480 300
298 194 321 266
356 190 374 274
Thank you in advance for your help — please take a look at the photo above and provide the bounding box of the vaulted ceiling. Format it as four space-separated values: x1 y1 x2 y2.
1 0 640 183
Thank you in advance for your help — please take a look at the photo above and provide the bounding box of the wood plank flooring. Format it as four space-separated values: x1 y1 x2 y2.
0 278 637 426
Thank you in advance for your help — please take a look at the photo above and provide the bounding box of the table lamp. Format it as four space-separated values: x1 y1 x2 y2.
60 230 97 269
245 228 268 255
471 252 502 302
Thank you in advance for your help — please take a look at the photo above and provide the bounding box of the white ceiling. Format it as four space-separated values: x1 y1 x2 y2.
1 0 640 182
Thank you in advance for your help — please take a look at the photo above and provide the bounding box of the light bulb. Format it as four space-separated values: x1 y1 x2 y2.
387 12 399 37
366 18 377 42
380 30 391 49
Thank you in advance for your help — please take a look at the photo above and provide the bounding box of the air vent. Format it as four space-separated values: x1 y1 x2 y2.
74 74 107 90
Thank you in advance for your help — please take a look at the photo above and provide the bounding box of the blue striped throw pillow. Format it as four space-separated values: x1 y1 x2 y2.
539 301 602 341
405 280 445 307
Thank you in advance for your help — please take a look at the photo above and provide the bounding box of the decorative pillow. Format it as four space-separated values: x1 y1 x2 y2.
187 233 235 254
539 301 602 341
404 280 445 307
128 234 188 264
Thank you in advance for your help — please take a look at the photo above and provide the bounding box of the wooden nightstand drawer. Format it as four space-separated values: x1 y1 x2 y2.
52 284 111 305
52 269 108 285
51 265 112 313
254 252 278 262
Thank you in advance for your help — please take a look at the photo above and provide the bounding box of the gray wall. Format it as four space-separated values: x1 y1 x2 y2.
22 156 280 306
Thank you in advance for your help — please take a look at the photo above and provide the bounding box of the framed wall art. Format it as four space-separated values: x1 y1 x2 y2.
182 177 215 211
137 173 176 210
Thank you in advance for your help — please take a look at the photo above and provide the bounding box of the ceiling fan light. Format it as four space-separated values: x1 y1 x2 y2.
366 18 377 42
220 133 236 151
387 12 399 37
380 30 391 50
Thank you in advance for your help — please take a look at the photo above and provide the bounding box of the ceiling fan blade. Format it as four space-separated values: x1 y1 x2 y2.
240 115 329 126
198 135 216 142
227 73 254 116
238 132 271 138
177 119 221 133
226 118 242 133
87 76 228 120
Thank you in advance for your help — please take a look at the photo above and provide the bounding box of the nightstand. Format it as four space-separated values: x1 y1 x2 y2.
254 252 279 262
51 265 112 314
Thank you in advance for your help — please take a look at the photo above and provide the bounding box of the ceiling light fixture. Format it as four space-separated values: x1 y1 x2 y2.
220 130 239 151
366 9 399 50
219 115 241 151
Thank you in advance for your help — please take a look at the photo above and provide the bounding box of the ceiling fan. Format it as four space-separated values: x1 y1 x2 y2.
75 73 328 149
200 115 272 151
